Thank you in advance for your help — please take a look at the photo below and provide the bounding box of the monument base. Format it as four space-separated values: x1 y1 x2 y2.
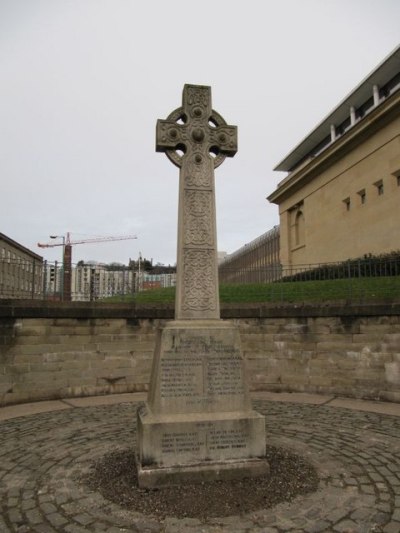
136 319 268 488
136 456 269 489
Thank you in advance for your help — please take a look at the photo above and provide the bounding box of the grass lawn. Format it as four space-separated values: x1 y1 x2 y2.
102 276 400 304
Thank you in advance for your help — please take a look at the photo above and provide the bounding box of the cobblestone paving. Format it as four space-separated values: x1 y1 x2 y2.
1 400 400 532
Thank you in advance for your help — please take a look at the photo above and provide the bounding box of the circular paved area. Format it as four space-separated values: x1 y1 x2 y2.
1 398 400 533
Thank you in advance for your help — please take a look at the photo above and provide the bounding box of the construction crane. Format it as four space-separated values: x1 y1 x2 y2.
37 232 138 301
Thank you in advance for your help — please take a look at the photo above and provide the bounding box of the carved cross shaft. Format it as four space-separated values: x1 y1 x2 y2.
156 84 237 320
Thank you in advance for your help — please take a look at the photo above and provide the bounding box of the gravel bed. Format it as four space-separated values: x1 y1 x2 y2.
83 445 319 520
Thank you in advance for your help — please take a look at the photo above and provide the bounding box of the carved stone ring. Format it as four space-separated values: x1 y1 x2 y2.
164 107 229 169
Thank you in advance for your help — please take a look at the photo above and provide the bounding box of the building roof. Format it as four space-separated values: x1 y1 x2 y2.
0 232 43 261
274 45 400 172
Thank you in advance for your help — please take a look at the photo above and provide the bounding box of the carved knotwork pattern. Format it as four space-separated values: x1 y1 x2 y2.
209 126 237 153
186 86 210 109
184 190 213 247
184 153 213 188
182 249 216 311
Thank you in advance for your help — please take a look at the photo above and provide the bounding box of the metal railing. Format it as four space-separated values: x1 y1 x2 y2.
218 257 400 302
0 260 139 301
0 256 399 302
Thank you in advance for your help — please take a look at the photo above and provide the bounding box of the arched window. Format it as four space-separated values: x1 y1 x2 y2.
295 210 305 246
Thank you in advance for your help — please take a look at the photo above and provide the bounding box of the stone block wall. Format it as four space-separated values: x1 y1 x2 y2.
0 302 399 405
0 315 162 405
238 315 400 403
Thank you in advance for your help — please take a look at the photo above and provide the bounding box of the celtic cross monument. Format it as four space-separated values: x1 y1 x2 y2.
156 84 236 320
136 85 268 488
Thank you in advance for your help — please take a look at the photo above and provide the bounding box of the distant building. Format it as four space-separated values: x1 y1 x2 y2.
43 262 63 300
72 264 135 301
268 46 400 267
0 233 43 299
142 272 176 290
219 226 280 284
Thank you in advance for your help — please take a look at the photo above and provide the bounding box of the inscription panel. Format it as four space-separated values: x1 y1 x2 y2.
207 356 244 396
159 336 245 409
160 358 203 399
208 427 248 451
159 423 250 462
161 431 205 455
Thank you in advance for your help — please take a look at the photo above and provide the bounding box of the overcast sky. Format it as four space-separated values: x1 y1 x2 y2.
1 0 399 265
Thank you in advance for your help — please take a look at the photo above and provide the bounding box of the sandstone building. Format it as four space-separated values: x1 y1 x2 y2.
268 46 400 267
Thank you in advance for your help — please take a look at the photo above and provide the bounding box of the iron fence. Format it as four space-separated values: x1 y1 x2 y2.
219 257 400 285
1 256 399 302
218 257 400 302
0 260 139 301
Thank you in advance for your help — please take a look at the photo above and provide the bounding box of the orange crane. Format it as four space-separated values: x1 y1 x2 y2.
38 232 138 301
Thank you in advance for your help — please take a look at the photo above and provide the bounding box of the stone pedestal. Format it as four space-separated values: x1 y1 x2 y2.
136 320 268 488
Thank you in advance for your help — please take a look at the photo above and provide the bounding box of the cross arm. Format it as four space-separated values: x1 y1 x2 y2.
156 119 187 153
209 125 238 157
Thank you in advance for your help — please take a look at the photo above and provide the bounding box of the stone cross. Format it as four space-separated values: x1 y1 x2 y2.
156 84 237 320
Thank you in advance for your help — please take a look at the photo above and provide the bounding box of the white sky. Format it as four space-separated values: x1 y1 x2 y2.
1 0 400 265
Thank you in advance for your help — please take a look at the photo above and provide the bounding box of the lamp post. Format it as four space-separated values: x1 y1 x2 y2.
137 251 142 293
50 235 65 301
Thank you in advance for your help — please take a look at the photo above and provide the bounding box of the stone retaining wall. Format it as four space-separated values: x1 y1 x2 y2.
1 301 399 405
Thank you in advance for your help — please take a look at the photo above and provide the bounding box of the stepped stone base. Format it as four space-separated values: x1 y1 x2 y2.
136 320 268 487
137 455 269 489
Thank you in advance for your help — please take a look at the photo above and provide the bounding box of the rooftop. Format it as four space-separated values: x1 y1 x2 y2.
274 45 400 173
0 232 43 261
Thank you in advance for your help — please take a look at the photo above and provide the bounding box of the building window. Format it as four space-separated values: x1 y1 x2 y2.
295 211 305 246
289 203 305 249
343 197 351 211
391 170 400 186
358 189 366 205
374 180 384 196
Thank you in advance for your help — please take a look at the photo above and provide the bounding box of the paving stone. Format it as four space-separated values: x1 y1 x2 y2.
383 522 400 533
326 508 351 523
391 509 400 522
25 508 44 525
90 522 108 531
304 523 331 533
1 398 400 532
8 507 23 524
376 503 392 514
372 512 392 525
39 502 57 514
361 484 376 495
73 513 95 526
0 516 11 533
47 512 69 527
32 524 58 533
351 507 374 521
370 473 385 483
64 524 91 533
15 526 31 533
21 498 36 511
